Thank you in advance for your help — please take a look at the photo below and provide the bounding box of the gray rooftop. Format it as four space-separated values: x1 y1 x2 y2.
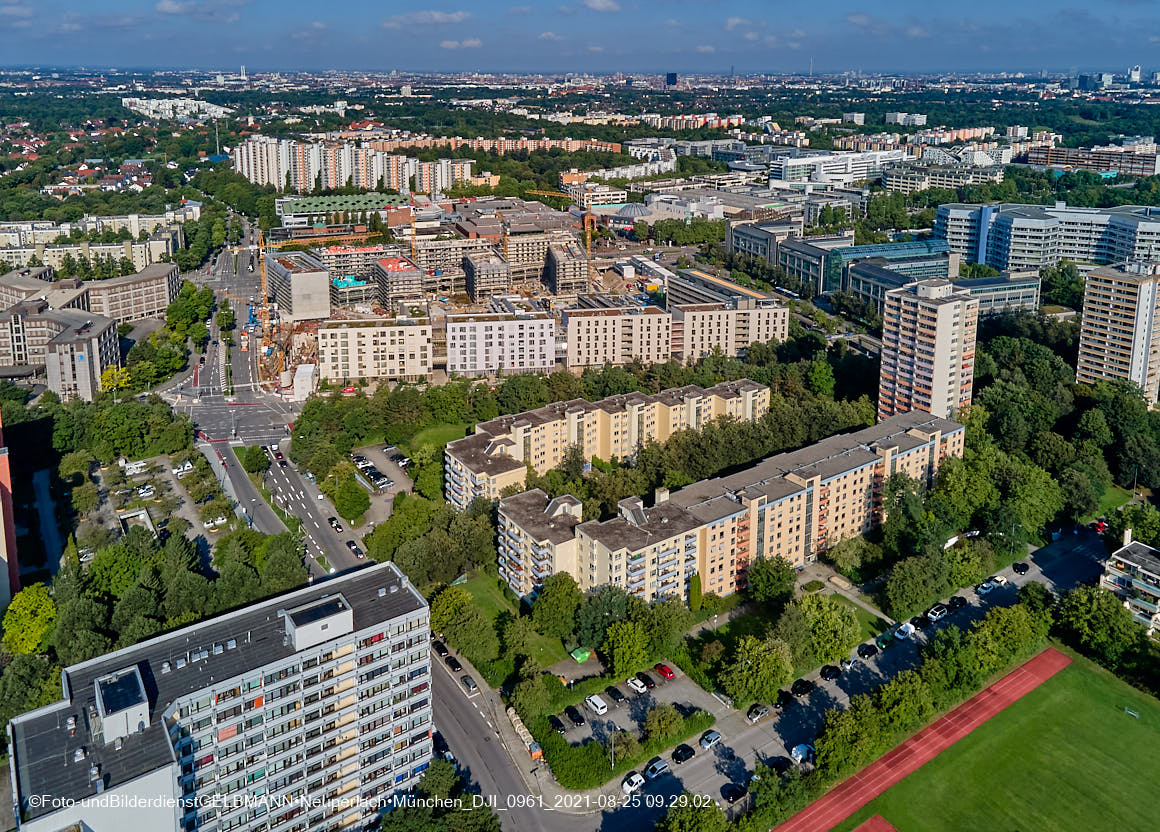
1111 541 1160 577
499 489 583 544
671 411 962 511
10 562 425 823
577 498 703 553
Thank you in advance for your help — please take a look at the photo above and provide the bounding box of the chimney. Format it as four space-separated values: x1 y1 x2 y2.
1123 527 1133 548
655 487 670 505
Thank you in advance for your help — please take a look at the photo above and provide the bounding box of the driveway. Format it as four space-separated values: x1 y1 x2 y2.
31 469 62 574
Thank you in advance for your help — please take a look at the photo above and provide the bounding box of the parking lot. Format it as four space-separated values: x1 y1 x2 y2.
351 443 413 496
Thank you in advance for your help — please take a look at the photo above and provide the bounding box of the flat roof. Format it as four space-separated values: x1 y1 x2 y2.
499 489 583 545
675 268 772 301
288 596 349 627
10 562 424 823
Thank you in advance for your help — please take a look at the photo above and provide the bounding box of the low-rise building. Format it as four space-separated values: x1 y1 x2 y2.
84 263 181 324
265 252 331 322
445 312 555 378
445 379 769 509
317 318 432 382
1101 537 1160 638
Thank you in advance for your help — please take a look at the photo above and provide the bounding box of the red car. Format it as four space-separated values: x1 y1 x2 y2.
654 663 675 681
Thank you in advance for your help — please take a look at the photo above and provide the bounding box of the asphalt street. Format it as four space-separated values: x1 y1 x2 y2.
431 534 1106 832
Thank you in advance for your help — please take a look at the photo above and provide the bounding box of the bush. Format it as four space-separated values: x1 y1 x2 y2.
803 580 825 593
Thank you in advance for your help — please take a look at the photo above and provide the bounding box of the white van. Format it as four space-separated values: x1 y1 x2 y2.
584 694 609 716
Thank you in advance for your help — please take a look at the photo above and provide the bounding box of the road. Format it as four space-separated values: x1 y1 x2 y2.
431 534 1105 832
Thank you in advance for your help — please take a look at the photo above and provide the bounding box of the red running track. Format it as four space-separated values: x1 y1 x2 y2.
775 647 1072 832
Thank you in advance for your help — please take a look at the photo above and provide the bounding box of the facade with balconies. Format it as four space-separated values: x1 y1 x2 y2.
496 490 583 599
1101 538 1160 638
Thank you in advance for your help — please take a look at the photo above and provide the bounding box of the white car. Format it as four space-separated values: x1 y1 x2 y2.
894 622 916 640
988 574 1008 586
621 772 645 795
626 677 648 695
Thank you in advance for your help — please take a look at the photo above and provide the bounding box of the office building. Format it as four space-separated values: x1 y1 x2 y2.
463 253 511 302
1027 144 1160 177
274 194 409 228
445 312 555 378
827 239 957 298
1076 262 1160 404
934 202 1160 272
499 411 964 600
563 306 671 368
885 112 928 126
444 380 769 509
1101 537 1160 638
776 234 856 294
848 263 1039 315
318 318 432 382
842 113 866 125
881 164 1005 195
665 73 678 87
84 263 181 324
667 269 778 308
725 219 804 266
0 301 118 401
670 303 789 362
545 242 589 296
0 233 181 273
878 279 978 421
767 150 907 186
265 253 331 322
8 562 433 832
311 244 401 279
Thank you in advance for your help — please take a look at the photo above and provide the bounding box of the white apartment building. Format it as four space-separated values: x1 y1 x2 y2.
768 150 907 185
266 253 331 322
311 244 402 279
1076 262 1160 404
563 182 629 209
413 159 473 195
670 303 789 362
445 313 555 378
563 306 672 368
232 136 413 194
318 319 433 383
885 112 928 126
8 562 433 832
878 279 978 421
934 202 1160 272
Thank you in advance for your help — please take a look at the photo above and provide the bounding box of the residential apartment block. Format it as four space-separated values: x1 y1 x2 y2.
463 253 511 302
498 411 964 601
767 149 907 186
1076 262 1160 404
318 319 433 383
544 240 589 296
373 257 426 306
8 562 433 832
1101 537 1160 638
1028 144 1160 177
444 379 770 510
266 252 331 323
933 202 1160 273
84 263 181 324
445 312 555 378
563 306 672 368
878 279 978 421
311 244 401 279
670 303 789 362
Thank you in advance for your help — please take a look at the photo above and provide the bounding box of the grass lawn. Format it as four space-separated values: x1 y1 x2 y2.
832 649 1160 832
1086 485 1133 522
459 574 570 668
408 423 470 454
830 593 891 642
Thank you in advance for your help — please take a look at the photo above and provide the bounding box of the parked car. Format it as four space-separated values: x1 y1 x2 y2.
721 783 748 804
636 672 655 690
654 663 675 680
622 772 645 795
605 686 626 705
976 581 995 596
564 706 585 727
432 731 454 762
791 743 816 765
747 703 771 724
432 640 449 658
894 622 916 640
699 730 722 750
949 595 968 609
461 676 477 694
346 541 363 557
857 642 879 659
445 657 462 672
820 665 841 681
775 689 795 710
672 744 695 765
840 657 860 672
626 677 647 695
927 604 948 622
1013 562 1031 575
910 615 931 631
548 715 566 735
643 757 670 781
328 517 343 532
584 694 609 716
791 678 816 697
988 574 1008 586
874 632 894 650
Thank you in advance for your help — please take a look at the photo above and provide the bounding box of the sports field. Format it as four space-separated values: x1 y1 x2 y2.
831 649 1160 832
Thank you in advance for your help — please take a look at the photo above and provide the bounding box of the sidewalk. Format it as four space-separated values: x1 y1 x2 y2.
798 560 894 625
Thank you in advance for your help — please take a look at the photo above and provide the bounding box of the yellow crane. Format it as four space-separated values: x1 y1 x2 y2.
523 190 597 289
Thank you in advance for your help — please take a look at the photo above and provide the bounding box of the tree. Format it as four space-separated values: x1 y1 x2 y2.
240 445 270 474
430 586 471 634
416 759 459 801
445 606 499 665
719 635 794 705
795 594 861 664
806 360 835 398
260 537 307 594
532 573 581 641
333 474 370 522
655 795 729 832
688 573 702 612
642 702 683 740
1056 585 1142 667
602 619 649 677
100 366 132 401
747 556 796 608
2 584 57 655
576 585 636 649
510 668 550 718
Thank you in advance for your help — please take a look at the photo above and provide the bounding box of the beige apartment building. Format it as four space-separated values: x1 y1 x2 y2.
670 302 789 362
1076 262 1160 404
445 379 770 510
878 278 978 421
317 318 432 382
563 306 672 368
545 241 589 296
496 411 964 601
84 263 181 324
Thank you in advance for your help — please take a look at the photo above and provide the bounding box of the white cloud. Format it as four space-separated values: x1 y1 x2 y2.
440 37 481 49
846 13 871 27
744 31 759 41
539 31 563 40
384 9 471 28
583 0 619 11
725 16 750 31
906 25 930 38
0 2 33 16
696 44 715 53
310 20 326 29
587 44 604 51
155 0 190 13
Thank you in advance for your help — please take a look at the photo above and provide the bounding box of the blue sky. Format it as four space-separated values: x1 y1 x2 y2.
1 0 1158 74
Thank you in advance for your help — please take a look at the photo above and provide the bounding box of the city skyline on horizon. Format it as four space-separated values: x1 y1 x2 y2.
0 0 1158 75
